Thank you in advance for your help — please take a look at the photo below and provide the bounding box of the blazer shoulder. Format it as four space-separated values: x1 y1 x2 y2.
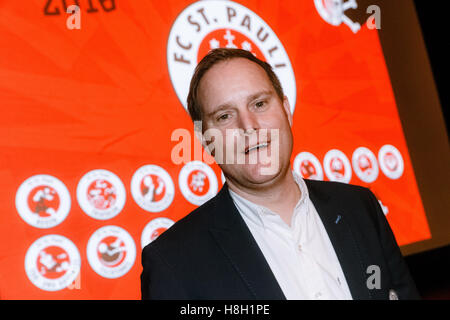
304 179 378 222
142 188 221 261
305 178 370 197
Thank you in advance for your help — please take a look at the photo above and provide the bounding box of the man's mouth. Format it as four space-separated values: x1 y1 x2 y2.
245 142 269 154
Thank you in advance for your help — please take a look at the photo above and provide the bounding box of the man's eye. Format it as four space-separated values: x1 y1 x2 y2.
255 101 266 108
217 114 230 121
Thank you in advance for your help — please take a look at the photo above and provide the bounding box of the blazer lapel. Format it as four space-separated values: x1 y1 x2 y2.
208 184 286 300
305 180 372 300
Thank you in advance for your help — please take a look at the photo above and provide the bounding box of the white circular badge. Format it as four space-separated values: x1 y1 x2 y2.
76 169 126 220
323 149 352 183
16 174 71 229
167 0 297 114
24 234 81 291
86 225 136 279
378 144 404 180
352 147 379 183
293 152 324 180
179 161 218 206
131 165 175 213
141 217 175 249
314 0 361 33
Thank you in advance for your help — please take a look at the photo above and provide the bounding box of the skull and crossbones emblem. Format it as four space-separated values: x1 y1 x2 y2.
314 0 361 33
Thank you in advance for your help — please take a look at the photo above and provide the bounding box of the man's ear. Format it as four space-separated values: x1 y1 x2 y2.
283 96 293 127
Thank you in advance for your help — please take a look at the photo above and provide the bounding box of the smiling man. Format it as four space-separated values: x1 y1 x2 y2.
141 48 420 300
196 53 298 226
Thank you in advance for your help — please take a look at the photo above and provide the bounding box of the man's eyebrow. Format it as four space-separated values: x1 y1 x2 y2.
205 103 233 118
246 90 273 104
205 90 274 118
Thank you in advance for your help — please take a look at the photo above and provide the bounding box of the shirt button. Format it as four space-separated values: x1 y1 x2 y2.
297 244 302 251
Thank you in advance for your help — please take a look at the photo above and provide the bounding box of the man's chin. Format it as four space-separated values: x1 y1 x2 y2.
245 164 279 182
222 162 285 189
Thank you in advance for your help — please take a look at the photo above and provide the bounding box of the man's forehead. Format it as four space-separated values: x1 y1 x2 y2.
202 58 268 84
198 58 271 97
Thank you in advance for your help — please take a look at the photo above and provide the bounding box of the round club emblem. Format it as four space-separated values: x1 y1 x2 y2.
77 169 126 220
179 161 218 206
140 217 175 249
352 147 379 183
86 225 136 279
314 0 361 33
167 0 296 113
24 234 81 291
16 174 71 229
323 149 352 183
378 144 404 180
131 165 175 212
293 152 324 180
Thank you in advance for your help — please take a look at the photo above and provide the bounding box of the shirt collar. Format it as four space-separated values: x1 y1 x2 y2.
228 171 310 229
292 171 309 211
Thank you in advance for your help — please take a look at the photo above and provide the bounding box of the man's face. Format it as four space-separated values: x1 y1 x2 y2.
197 58 294 190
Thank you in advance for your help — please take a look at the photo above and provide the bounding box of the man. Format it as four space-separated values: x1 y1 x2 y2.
141 48 420 300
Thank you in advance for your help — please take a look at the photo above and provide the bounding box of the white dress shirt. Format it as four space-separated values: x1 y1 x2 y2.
228 172 353 300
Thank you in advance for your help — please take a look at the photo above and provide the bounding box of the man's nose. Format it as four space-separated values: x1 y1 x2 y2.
238 110 259 134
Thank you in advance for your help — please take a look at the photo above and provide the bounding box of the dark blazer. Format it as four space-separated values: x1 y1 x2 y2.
141 179 420 300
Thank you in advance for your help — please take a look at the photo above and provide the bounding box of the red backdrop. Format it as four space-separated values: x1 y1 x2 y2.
0 0 430 299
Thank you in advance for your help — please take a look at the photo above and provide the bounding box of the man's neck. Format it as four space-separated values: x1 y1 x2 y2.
227 170 301 226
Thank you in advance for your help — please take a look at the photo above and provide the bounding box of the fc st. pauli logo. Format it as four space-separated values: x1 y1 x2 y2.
167 0 296 114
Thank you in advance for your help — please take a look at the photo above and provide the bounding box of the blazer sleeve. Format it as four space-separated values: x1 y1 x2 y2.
140 244 188 300
364 188 421 300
